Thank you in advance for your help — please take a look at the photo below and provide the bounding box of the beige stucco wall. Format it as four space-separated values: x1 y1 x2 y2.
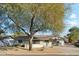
24 41 52 49
59 40 65 46
47 41 52 47
41 41 52 48
24 44 43 49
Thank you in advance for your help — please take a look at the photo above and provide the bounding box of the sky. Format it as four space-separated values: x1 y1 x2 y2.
1 4 79 36
36 4 79 36
60 4 79 36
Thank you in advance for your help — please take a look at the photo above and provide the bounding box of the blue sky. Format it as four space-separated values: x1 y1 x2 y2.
60 4 79 36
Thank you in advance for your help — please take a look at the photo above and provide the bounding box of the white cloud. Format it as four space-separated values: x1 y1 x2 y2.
65 19 78 27
69 21 77 26
70 13 77 19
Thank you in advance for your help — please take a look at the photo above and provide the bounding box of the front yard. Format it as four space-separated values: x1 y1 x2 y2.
0 45 79 56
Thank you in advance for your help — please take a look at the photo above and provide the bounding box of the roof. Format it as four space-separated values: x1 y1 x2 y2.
14 36 53 41
14 36 29 41
0 36 13 40
0 35 62 41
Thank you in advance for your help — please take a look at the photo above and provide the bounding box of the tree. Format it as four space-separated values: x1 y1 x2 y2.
0 3 69 50
0 29 4 39
67 27 79 43
0 29 4 35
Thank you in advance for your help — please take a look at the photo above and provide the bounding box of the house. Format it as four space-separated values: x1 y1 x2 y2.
0 36 15 46
0 35 65 48
14 35 53 48
50 36 65 46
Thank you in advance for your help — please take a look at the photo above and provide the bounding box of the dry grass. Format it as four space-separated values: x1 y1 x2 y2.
0 45 79 56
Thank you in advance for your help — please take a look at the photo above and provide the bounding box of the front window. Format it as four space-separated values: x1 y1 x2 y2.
33 40 40 44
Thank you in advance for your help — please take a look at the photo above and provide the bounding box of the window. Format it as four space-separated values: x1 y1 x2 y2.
33 40 40 44
18 40 23 43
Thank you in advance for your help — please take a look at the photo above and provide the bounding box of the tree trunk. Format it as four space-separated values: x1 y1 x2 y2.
68 37 72 43
29 36 33 51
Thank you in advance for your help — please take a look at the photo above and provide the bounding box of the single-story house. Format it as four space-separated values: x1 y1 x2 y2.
14 35 53 48
0 35 65 48
50 36 65 46
0 36 15 47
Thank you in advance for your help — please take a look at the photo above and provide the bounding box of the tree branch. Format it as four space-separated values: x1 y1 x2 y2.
31 28 43 36
29 13 36 35
7 15 30 36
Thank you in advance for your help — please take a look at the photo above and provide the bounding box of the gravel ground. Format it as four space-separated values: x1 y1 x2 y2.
0 45 79 56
